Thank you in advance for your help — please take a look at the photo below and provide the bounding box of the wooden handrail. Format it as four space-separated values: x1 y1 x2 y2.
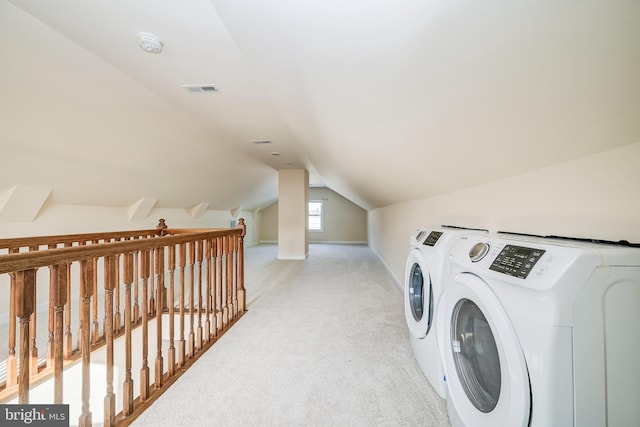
0 219 247 426
0 229 242 274
0 230 160 251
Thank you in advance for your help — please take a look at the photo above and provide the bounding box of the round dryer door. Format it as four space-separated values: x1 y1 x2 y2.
404 249 434 339
436 273 530 427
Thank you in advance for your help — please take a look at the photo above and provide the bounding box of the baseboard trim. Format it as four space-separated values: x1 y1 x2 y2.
369 246 403 293
277 254 308 260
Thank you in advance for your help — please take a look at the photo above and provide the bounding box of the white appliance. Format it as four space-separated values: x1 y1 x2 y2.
404 227 486 399
435 233 640 426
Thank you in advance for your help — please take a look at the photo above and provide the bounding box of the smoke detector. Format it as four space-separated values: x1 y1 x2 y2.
137 32 163 53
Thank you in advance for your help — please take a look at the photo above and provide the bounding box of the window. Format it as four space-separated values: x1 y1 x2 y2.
308 200 323 232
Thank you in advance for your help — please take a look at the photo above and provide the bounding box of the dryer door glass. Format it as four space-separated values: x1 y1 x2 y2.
451 298 501 413
408 263 424 322
408 264 434 327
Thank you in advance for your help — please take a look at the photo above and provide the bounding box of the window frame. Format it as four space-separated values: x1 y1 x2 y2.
308 200 324 232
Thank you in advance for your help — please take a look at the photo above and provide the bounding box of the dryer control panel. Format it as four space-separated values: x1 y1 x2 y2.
489 245 546 279
423 231 443 247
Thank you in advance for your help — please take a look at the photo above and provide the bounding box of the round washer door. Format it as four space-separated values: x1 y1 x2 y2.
404 249 434 339
436 272 530 427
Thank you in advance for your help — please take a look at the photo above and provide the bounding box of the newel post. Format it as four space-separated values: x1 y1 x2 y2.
14 269 36 404
156 218 168 236
237 218 246 314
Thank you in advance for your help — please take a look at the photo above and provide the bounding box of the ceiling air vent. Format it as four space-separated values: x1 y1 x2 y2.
182 84 219 94
252 140 272 145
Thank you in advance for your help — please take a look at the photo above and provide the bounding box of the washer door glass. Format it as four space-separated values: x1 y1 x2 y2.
451 298 501 413
408 263 433 329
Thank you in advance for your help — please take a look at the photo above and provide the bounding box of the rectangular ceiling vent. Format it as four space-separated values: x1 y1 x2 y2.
182 84 219 94
252 140 272 145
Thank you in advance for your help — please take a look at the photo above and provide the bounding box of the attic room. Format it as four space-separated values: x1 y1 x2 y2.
1 1 639 426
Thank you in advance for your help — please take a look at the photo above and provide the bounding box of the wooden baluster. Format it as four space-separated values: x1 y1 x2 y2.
195 240 203 351
177 243 186 367
215 237 223 332
133 246 140 323
230 235 238 319
6 250 19 388
204 239 212 343
92 240 99 344
157 220 168 311
154 246 164 389
103 256 116 426
114 253 122 334
187 242 195 358
149 246 156 318
210 239 218 339
139 249 150 401
167 245 176 376
122 252 134 416
100 244 113 340
221 236 227 326
14 269 36 404
47 244 57 369
28 246 39 377
82 244 96 350
237 218 247 314
98 256 108 348
64 244 73 358
52 264 67 403
94 252 99 341
79 259 94 427
226 235 233 325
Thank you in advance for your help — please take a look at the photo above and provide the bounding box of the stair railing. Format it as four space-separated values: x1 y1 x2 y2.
0 219 246 426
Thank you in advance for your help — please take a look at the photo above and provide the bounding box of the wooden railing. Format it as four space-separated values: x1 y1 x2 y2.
0 219 246 426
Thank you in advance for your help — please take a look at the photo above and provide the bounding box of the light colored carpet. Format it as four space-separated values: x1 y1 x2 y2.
133 244 450 427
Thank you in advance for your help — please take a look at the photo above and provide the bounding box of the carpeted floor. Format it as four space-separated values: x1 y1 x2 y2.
133 243 450 427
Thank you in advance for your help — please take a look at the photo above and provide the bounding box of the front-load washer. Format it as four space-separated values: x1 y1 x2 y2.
435 233 640 427
404 227 486 399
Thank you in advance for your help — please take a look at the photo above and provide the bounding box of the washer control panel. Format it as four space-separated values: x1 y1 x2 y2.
489 244 546 279
423 231 443 247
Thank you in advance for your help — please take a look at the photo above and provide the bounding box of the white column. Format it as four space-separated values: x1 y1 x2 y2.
278 169 309 260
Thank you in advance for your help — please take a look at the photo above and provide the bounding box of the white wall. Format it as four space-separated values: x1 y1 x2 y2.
258 187 368 244
258 202 278 242
0 204 258 247
308 187 367 243
368 142 640 287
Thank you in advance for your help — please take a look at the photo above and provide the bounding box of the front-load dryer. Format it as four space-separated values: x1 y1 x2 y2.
435 233 640 427
404 227 486 399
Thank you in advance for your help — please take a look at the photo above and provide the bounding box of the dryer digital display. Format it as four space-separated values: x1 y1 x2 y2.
489 245 545 279
423 231 443 247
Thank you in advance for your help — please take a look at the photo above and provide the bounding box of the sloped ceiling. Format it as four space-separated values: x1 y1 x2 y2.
1 0 639 213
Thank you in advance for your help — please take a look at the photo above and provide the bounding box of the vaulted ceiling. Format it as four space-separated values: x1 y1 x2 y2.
1 1 638 213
